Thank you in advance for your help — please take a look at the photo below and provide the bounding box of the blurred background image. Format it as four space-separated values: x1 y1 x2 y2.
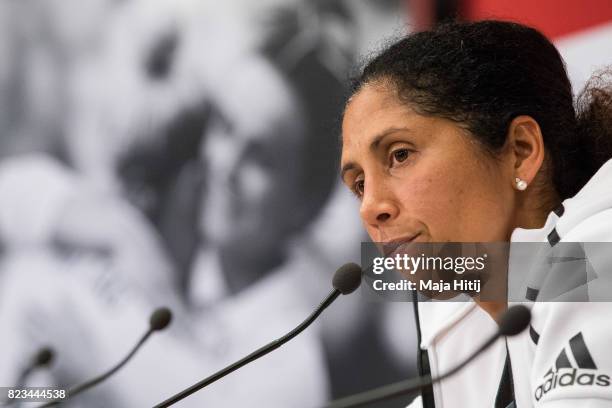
0 0 610 407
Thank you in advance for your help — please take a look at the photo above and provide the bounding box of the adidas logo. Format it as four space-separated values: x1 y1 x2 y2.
534 332 610 401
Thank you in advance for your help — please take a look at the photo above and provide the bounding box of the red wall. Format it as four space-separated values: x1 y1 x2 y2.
462 0 612 39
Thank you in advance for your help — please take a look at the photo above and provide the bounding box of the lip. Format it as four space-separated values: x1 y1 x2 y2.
381 233 421 256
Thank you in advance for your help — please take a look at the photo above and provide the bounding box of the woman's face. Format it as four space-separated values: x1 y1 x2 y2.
341 83 517 245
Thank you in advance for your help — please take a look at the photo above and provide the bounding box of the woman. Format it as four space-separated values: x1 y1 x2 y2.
340 20 612 407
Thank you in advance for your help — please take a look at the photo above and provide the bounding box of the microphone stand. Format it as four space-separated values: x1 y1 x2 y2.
153 290 341 408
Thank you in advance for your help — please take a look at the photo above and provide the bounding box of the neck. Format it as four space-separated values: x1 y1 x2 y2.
475 300 507 323
482 189 561 322
512 184 561 233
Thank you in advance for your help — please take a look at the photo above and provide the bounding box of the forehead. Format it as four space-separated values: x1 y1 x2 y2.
341 84 414 155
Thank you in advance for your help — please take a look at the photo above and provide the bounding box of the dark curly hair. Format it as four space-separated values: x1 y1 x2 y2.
351 20 612 200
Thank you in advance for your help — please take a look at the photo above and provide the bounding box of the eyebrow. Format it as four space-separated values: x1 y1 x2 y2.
340 127 413 182
340 163 356 183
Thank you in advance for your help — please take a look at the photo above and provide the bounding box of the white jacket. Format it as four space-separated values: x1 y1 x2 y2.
410 158 612 408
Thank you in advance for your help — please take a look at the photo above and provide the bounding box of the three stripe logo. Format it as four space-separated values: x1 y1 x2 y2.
547 332 597 374
535 332 610 402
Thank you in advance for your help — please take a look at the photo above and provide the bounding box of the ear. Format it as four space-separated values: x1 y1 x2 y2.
505 115 545 186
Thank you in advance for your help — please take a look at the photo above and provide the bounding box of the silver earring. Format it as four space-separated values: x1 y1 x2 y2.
515 177 528 191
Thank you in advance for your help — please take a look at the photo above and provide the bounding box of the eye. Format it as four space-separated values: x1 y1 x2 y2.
391 148 411 165
352 178 365 198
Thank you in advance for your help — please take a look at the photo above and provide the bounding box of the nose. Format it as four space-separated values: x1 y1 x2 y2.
359 180 399 228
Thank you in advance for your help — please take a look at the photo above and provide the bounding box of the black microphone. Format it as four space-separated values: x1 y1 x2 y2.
38 307 173 408
325 305 531 408
2 347 55 407
14 347 55 387
153 262 363 408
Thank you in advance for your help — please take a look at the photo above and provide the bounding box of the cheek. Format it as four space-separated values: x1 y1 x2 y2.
395 160 509 241
394 171 464 232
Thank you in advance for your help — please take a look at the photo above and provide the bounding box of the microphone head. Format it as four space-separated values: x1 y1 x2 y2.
332 263 362 295
149 307 173 332
34 347 54 367
498 305 531 336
